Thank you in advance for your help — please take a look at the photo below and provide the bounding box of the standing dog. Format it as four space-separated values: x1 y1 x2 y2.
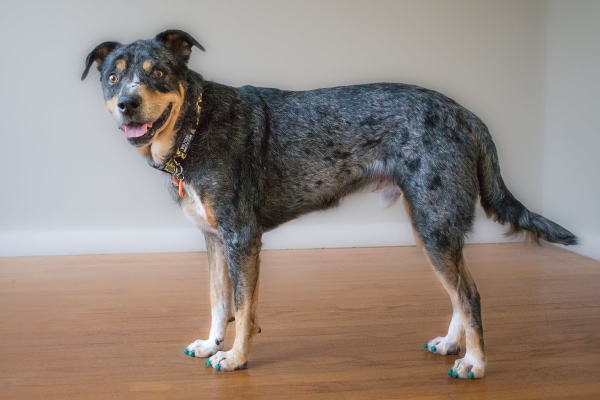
82 30 576 378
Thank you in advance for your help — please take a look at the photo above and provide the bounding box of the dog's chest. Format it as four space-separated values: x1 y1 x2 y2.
180 183 219 235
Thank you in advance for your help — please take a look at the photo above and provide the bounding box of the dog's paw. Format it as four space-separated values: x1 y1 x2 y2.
423 336 461 355
447 353 486 379
205 350 248 372
183 339 223 358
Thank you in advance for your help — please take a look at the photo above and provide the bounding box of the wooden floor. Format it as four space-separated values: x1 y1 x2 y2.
1 243 599 399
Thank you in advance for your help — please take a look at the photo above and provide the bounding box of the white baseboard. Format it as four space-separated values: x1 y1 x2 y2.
0 219 519 257
0 229 206 257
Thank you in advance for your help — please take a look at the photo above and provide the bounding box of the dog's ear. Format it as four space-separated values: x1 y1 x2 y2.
155 29 205 63
81 41 121 81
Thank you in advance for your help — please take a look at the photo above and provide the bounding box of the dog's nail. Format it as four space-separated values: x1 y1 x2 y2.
468 372 475 379
184 349 189 355
430 346 436 352
448 369 453 376
452 371 459 378
189 351 195 357
423 343 428 349
214 363 221 371
205 359 211 367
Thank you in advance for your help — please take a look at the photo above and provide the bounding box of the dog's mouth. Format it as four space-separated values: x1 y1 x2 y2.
121 103 173 142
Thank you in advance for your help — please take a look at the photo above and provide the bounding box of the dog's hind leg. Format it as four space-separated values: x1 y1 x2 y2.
206 231 262 371
424 250 485 379
403 184 485 378
403 198 466 357
184 232 235 358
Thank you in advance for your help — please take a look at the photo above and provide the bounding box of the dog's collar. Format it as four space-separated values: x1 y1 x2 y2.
147 93 203 197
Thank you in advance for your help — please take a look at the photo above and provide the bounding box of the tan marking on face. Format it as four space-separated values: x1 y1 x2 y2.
105 96 118 116
139 82 185 164
115 59 126 71
142 60 153 72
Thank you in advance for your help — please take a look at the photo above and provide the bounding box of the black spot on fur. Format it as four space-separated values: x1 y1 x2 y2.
326 139 335 147
424 112 440 129
315 180 323 186
407 157 421 173
399 127 410 145
429 175 442 191
360 115 376 126
215 339 221 346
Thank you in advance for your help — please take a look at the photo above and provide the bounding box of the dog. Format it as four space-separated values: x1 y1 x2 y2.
82 29 577 378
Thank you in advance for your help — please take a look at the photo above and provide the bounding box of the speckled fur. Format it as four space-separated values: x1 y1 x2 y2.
83 30 577 377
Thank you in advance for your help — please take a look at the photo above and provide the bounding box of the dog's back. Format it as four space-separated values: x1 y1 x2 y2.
194 83 479 230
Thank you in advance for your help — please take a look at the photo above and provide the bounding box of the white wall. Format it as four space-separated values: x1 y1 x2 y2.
1 0 589 257
544 1 600 260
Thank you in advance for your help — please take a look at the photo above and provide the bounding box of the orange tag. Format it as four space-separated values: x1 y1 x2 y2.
172 176 184 198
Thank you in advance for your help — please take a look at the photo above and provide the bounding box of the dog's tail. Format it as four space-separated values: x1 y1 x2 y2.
474 123 577 246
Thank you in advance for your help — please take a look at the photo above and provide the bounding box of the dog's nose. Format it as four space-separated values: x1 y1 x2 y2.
117 95 142 116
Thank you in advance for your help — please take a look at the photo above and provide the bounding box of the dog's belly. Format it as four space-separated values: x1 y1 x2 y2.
180 183 219 235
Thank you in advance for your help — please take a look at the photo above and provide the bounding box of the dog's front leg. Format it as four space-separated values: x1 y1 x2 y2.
184 232 234 358
206 230 262 371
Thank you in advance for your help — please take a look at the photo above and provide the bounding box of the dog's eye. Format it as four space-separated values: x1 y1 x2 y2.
108 74 118 84
153 70 165 79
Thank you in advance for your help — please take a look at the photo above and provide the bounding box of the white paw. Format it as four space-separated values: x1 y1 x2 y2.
448 352 486 379
205 350 248 371
183 339 223 358
424 336 461 355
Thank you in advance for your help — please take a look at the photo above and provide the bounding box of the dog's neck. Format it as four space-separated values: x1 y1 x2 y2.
145 92 203 176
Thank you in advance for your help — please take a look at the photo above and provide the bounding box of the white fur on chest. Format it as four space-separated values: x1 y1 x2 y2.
180 183 219 235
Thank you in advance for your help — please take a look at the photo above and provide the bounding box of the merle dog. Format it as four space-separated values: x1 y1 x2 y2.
82 30 577 378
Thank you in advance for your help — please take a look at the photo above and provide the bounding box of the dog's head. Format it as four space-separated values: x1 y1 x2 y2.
82 30 204 151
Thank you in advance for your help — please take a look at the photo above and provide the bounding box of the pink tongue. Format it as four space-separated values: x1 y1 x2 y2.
123 123 151 138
